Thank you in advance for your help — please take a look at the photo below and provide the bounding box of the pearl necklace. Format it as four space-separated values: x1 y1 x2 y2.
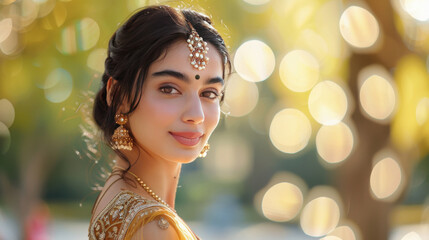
113 166 175 211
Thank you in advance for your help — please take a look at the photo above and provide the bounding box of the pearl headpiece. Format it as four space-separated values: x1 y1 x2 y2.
187 26 209 70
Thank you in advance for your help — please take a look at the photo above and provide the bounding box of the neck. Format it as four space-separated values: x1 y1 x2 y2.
115 147 182 209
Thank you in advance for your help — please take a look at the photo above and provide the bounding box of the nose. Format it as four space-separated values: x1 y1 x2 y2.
182 94 204 124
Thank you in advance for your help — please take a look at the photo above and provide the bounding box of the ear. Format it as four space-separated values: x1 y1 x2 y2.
106 77 129 113
106 77 116 107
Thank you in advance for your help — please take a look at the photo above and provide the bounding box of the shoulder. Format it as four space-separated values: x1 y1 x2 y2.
89 190 170 240
129 216 179 240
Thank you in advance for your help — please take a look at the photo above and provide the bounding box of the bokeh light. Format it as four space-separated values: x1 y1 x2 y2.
339 5 380 49
222 73 259 117
234 40 275 82
0 99 15 128
370 156 403 201
416 97 429 125
0 18 13 44
269 108 312 154
41 2 67 30
321 237 342 240
300 196 341 237
279 49 320 92
0 122 11 154
57 18 100 55
316 122 354 164
400 0 429 22
358 65 397 122
261 182 303 222
16 0 39 29
36 0 56 18
0 28 20 55
308 80 348 125
326 223 361 240
43 68 73 103
203 133 253 182
254 172 307 220
87 48 107 73
401 231 422 240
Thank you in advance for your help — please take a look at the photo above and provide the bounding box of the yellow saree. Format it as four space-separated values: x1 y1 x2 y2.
88 190 199 240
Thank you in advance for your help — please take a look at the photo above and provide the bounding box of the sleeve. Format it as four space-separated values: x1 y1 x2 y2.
123 206 182 240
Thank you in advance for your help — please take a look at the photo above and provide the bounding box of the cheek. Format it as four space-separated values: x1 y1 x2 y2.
130 97 180 132
205 104 221 131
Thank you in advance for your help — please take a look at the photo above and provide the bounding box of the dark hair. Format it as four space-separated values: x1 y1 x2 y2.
92 5 231 166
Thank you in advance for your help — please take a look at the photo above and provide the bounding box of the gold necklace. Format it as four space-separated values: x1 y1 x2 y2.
113 166 175 211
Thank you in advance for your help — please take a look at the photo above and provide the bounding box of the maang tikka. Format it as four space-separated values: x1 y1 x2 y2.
111 114 133 151
187 24 209 70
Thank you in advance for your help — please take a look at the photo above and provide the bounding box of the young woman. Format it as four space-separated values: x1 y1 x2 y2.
88 5 231 240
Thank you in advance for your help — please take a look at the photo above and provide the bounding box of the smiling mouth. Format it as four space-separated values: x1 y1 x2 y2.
169 132 203 146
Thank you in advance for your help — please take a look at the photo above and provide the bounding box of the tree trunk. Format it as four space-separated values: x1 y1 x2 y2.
336 0 412 239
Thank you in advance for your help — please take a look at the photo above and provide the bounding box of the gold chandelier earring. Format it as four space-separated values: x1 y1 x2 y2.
199 143 210 158
111 114 133 151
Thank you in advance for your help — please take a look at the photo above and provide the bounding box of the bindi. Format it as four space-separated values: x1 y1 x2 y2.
195 74 200 80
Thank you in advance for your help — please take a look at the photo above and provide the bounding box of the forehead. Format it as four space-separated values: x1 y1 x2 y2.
149 40 223 76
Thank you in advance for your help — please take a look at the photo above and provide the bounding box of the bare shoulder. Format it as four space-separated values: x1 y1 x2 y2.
129 216 179 240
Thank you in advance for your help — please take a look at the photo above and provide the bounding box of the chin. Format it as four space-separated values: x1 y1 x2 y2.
166 152 200 164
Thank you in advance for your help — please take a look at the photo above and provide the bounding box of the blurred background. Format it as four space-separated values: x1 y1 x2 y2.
1 0 429 239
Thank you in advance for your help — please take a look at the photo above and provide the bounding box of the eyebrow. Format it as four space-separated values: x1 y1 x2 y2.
152 70 224 86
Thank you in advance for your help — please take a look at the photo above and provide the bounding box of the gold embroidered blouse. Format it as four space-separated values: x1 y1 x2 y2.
88 190 199 240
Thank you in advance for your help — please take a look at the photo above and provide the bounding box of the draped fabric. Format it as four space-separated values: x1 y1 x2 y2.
88 190 199 240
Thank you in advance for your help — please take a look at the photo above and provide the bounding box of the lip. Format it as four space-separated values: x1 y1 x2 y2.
169 132 203 146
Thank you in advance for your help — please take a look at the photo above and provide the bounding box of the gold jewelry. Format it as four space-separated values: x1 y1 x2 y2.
113 166 175 212
187 26 209 70
199 143 210 158
111 114 133 151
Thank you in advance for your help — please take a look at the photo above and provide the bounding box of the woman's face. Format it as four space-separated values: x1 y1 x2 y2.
128 40 224 163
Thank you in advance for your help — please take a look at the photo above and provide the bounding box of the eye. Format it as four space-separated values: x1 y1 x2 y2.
160 86 179 94
201 90 219 100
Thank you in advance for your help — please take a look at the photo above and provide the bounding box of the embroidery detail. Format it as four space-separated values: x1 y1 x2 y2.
157 216 169 230
88 190 198 240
